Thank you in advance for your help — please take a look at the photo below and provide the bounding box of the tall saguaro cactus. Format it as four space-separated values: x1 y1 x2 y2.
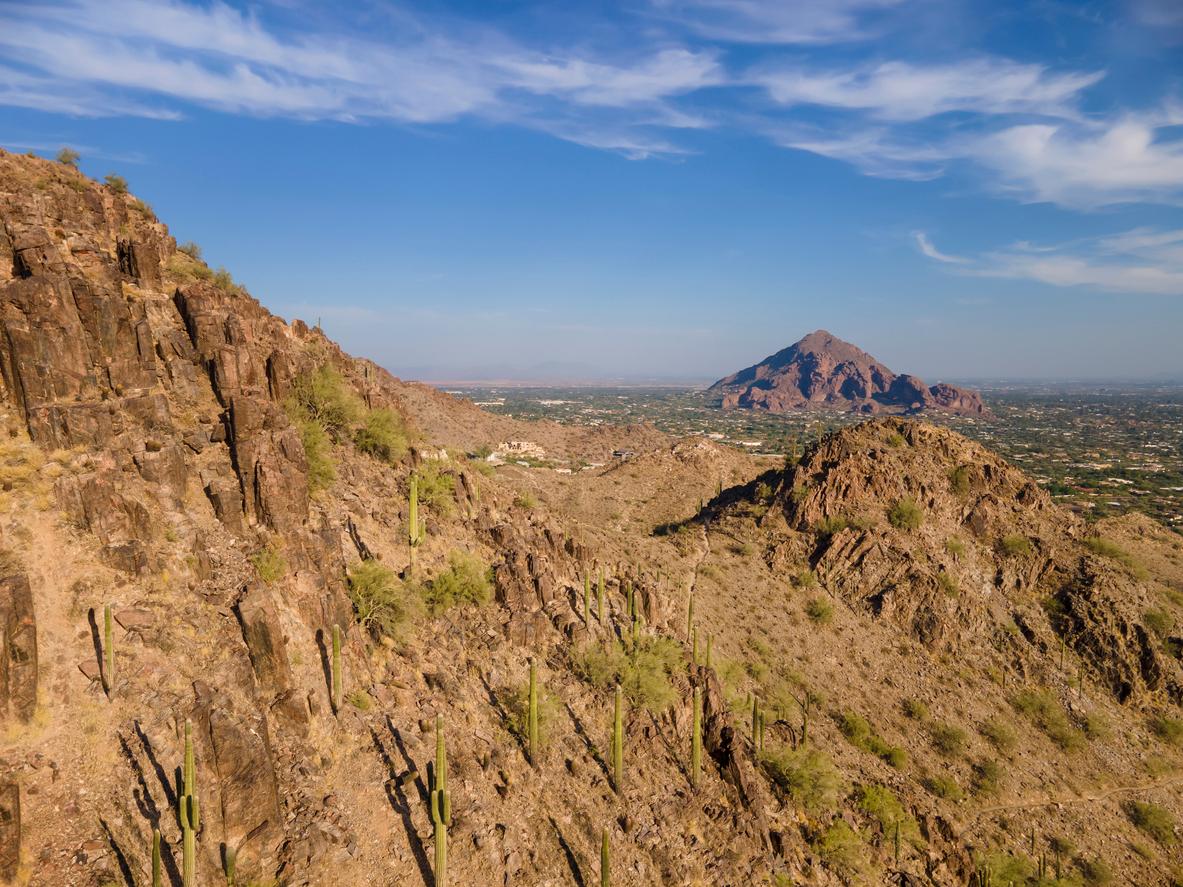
179 719 198 887
601 829 610 887
691 685 702 788
102 603 114 694
528 658 540 765
225 844 237 886
408 473 422 575
432 715 451 887
612 685 624 793
331 624 343 715
151 828 162 887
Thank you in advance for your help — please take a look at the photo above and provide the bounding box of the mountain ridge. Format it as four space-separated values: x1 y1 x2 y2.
710 330 988 416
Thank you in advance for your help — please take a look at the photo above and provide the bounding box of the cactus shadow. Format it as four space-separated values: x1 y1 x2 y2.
86 607 108 695
314 628 333 714
98 817 138 887
477 674 529 762
548 816 587 887
564 702 611 783
381 718 435 887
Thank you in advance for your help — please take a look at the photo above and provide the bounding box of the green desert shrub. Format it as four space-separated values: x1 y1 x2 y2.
971 758 1002 796
513 492 537 510
251 546 287 583
930 722 968 758
104 173 128 193
760 746 844 814
885 432 906 448
902 698 928 720
1077 856 1113 886
1145 609 1174 641
980 718 1017 755
177 241 203 260
923 774 964 801
1126 800 1175 845
346 689 372 711
353 408 409 464
417 460 457 516
423 550 492 614
949 465 972 495
56 147 80 167
945 537 966 557
296 416 335 492
813 819 865 877
1151 714 1183 746
816 515 849 538
839 711 906 768
348 559 422 641
1000 534 1034 557
570 635 682 711
937 571 958 596
974 851 1033 885
1084 711 1111 741
288 365 364 440
1012 689 1082 752
1083 537 1147 577
805 596 833 625
857 784 919 841
795 569 818 589
888 498 923 531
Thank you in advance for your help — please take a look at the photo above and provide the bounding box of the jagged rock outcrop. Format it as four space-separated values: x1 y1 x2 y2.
709 330 988 416
0 573 36 723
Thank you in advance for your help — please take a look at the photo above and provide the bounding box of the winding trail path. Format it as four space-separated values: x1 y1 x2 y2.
965 775 1183 830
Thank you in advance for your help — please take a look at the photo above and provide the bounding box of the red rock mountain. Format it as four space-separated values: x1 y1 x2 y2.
709 330 987 416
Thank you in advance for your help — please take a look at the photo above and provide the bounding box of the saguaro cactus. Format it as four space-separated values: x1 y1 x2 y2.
183 718 199 832
331 624 343 714
528 658 540 765
432 715 450 886
612 684 624 793
601 828 610 887
691 627 699 666
691 685 702 788
225 844 237 886
409 473 422 574
152 828 162 887
800 695 810 747
103 603 114 694
180 800 195 887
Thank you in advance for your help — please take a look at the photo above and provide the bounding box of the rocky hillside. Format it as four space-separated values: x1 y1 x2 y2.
0 149 1181 887
709 330 987 416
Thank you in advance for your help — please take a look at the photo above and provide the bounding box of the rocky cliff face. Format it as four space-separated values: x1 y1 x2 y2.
0 150 777 886
709 330 988 416
0 151 1179 887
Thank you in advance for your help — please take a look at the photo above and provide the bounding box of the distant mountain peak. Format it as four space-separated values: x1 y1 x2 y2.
709 331 987 416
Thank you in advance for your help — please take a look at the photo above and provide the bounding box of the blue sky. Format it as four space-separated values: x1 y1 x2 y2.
1 0 1182 381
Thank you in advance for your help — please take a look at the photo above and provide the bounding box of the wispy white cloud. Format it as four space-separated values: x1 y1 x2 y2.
0 0 1180 210
964 116 1183 208
919 228 1183 295
649 0 904 44
914 232 969 264
0 0 713 156
753 59 1102 121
